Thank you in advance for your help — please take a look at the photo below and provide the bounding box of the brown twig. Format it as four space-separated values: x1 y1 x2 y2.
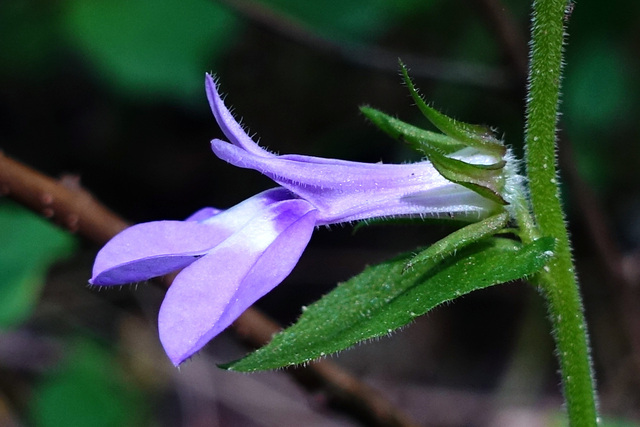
0 152 127 244
0 151 419 427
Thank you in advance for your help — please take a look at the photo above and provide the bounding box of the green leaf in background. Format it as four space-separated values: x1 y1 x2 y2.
0 201 76 328
30 338 147 427
62 0 240 103
565 40 632 131
0 1 62 77
260 0 438 43
564 38 633 190
223 236 554 372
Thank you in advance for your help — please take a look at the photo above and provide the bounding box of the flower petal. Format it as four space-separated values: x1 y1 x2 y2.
90 221 224 285
205 74 274 158
90 188 294 285
211 139 497 224
158 198 318 366
185 207 222 222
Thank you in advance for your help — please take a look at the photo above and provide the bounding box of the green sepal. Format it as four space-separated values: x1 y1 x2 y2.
400 62 506 157
360 104 507 204
428 150 507 204
360 106 466 155
221 236 555 372
404 212 509 272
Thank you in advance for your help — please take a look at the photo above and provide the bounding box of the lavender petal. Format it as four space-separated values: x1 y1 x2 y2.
205 74 274 158
158 198 318 365
90 188 295 285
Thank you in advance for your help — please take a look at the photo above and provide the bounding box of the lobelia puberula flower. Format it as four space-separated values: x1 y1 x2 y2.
90 74 508 366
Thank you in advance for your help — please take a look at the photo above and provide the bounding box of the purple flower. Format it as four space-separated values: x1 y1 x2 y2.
90 75 500 366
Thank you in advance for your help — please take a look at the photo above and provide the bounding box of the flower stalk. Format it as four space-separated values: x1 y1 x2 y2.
524 0 598 424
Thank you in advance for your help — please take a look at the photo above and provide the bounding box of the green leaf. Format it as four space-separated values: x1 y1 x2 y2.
62 0 240 103
259 0 438 44
565 39 632 130
0 2 62 77
223 236 555 372
400 62 506 156
30 338 147 427
0 201 76 328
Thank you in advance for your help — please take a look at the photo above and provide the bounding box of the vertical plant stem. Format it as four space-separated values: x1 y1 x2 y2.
524 0 598 425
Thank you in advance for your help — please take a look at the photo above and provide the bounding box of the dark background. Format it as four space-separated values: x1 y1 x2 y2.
1 0 639 425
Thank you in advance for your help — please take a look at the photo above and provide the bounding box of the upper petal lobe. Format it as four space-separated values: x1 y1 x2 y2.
90 188 295 285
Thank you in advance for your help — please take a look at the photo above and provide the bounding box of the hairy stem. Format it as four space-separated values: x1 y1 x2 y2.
524 0 598 425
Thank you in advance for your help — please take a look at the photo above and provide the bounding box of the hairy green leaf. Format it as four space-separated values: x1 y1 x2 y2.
223 236 554 372
30 338 146 427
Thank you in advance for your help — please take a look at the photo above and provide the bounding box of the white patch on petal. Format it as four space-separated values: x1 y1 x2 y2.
244 216 281 253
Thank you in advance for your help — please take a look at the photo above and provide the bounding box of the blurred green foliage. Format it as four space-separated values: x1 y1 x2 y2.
0 201 76 328
62 0 241 103
0 1 62 75
261 0 438 42
30 338 147 427
564 39 634 190
565 41 632 129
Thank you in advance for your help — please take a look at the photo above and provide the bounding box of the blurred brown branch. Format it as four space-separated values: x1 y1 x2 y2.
0 151 419 427
472 0 528 83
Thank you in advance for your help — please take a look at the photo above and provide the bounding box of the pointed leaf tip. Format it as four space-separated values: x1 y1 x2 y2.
361 106 467 155
399 63 505 156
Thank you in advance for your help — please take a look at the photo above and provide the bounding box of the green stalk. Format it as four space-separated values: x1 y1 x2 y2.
524 0 598 425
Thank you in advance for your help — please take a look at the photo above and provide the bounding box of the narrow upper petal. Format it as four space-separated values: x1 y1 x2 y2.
90 188 294 285
158 197 318 365
205 74 274 158
211 139 497 224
